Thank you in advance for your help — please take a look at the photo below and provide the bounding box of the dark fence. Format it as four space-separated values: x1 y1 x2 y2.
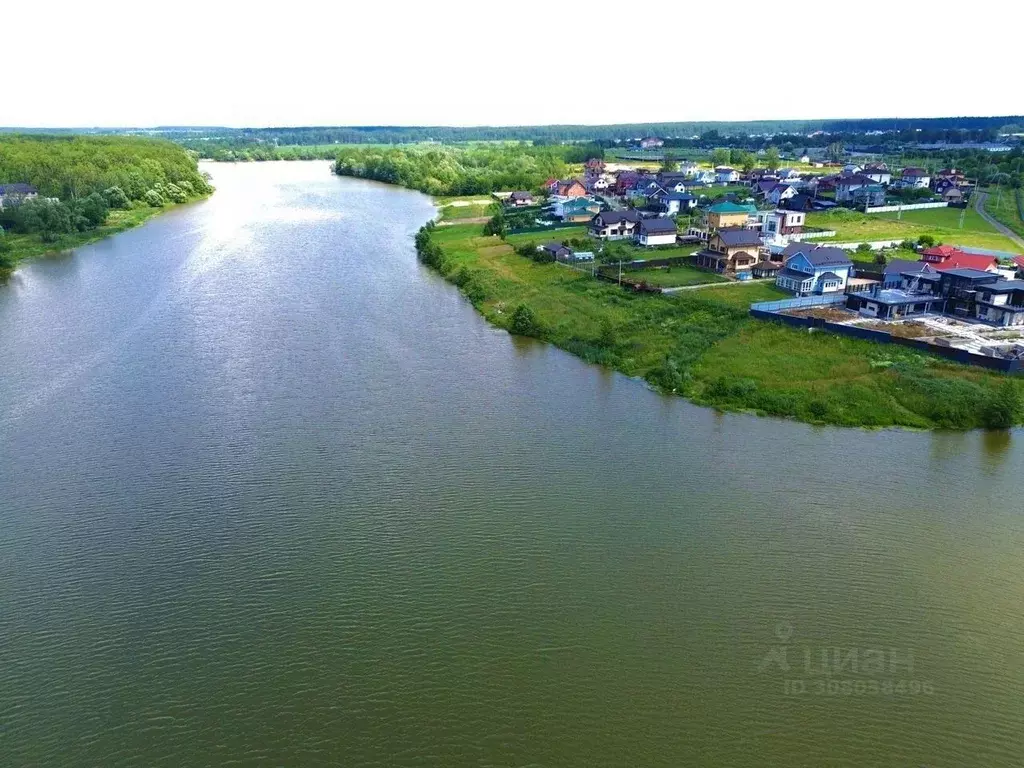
750 309 1023 373
507 222 592 235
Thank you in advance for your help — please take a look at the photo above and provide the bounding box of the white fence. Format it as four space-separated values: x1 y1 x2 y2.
790 229 837 241
863 202 950 214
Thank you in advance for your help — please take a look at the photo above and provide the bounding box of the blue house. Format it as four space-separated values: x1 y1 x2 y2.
775 243 854 295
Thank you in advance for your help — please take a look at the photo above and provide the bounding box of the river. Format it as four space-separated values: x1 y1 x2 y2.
1 161 1022 767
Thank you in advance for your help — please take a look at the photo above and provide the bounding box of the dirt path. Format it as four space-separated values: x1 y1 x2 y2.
974 191 1024 250
662 277 775 293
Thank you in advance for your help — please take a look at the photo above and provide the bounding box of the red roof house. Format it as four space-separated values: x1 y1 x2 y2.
920 246 999 272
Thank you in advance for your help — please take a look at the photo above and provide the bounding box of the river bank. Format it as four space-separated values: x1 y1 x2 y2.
415 220 1022 430
2 197 210 279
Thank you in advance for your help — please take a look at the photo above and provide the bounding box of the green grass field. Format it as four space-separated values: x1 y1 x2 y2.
805 209 1020 252
618 264 728 287
982 187 1024 240
422 222 1022 430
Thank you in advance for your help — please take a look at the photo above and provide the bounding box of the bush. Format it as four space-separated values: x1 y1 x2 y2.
918 234 935 247
984 381 1021 429
510 304 540 337
144 189 165 207
103 186 131 209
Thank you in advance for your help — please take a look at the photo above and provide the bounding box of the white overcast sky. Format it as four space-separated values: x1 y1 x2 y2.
4 0 1022 128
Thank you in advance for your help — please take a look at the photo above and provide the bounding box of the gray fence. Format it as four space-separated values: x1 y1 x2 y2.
750 294 848 312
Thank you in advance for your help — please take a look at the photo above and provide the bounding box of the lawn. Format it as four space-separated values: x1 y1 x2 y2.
421 222 1022 430
982 186 1024 240
692 185 750 201
805 209 1020 252
618 264 728 288
876 205 992 232
505 227 590 246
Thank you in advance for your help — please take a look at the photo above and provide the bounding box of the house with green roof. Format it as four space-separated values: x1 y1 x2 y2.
704 201 757 231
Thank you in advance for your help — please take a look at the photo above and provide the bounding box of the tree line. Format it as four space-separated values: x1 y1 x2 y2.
0 135 212 245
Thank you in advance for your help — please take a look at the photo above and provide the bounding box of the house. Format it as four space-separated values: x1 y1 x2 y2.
703 201 756 231
784 193 815 212
920 245 999 273
775 243 854 295
695 228 764 274
715 166 740 183
766 183 798 206
678 160 699 176
691 170 716 185
585 158 606 174
0 182 39 208
941 187 964 204
506 191 534 207
539 242 573 261
850 184 886 208
655 192 697 216
554 196 601 222
585 174 614 193
751 260 784 278
631 179 667 200
846 281 948 320
899 167 931 189
878 259 935 288
639 137 665 149
975 280 1024 326
776 168 801 180
590 210 642 239
635 218 678 247
835 173 877 202
799 154 811 164
756 209 806 236
550 179 588 198
861 167 893 185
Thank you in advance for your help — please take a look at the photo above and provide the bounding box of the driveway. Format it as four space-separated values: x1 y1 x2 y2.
974 190 1024 250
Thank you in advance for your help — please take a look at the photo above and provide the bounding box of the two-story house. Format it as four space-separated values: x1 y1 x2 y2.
756 209 806 237
835 173 877 202
694 228 763 274
861 166 892 185
775 244 854 295
506 191 534 207
765 183 798 206
0 182 39 208
899 167 931 189
635 218 678 247
715 166 740 183
590 210 642 239
703 201 756 231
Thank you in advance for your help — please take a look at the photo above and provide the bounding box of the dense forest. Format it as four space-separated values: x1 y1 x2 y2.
0 135 211 263
331 144 600 195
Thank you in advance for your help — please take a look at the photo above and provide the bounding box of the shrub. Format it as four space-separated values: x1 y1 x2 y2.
103 186 131 209
510 304 540 337
918 234 935 247
144 189 165 207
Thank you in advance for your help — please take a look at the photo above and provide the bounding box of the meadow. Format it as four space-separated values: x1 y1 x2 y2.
982 186 1024 240
805 208 1020 252
418 221 1022 429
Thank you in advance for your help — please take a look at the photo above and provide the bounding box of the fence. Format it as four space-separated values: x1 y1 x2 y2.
750 294 848 313
787 229 837 241
864 202 950 214
749 307 1023 373
507 222 591 235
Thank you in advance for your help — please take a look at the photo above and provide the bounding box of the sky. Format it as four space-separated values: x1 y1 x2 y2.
4 0 1023 129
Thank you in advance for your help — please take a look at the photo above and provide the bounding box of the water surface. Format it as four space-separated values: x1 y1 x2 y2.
2 161 1023 766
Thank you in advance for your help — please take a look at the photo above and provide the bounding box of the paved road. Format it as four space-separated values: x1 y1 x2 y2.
974 190 1024 250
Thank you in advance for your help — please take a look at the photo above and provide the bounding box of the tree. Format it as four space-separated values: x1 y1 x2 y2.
764 146 781 172
873 250 888 265
76 192 110 228
710 148 730 167
103 186 131 209
510 304 540 337
826 142 844 163
918 234 936 247
144 189 165 207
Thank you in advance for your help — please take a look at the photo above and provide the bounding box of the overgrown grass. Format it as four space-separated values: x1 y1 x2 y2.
420 221 1023 430
806 208 1019 251
615 264 728 288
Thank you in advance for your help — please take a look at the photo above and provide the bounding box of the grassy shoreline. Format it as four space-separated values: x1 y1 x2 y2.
2 197 209 279
415 220 1022 431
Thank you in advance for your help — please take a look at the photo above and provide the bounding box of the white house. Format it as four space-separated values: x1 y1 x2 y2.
835 173 876 202
775 244 854 295
635 217 678 247
691 170 716 185
714 166 740 183
842 163 863 176
861 167 892 185
766 183 798 206
678 160 699 176
756 209 806 237
777 168 801 180
900 168 931 188
657 192 697 216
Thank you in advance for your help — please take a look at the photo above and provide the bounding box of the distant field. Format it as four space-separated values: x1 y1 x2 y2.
436 199 494 221
806 210 1020 252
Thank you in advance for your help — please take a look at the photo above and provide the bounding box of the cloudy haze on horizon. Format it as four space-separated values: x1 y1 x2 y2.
5 0 1022 129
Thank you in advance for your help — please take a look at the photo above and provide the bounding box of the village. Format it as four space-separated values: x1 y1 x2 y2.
490 144 1024 370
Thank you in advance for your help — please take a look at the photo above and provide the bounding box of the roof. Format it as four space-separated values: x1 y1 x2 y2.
817 272 842 281
1012 256 1024 270
938 268 999 280
852 288 944 306
883 259 932 275
979 280 1024 293
836 173 876 187
920 245 963 259
0 182 38 195
716 228 763 248
752 260 782 271
509 190 533 200
708 201 754 214
782 243 853 268
592 210 641 226
777 268 814 282
932 253 998 272
542 242 570 253
638 218 678 234
902 167 929 176
663 192 696 201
